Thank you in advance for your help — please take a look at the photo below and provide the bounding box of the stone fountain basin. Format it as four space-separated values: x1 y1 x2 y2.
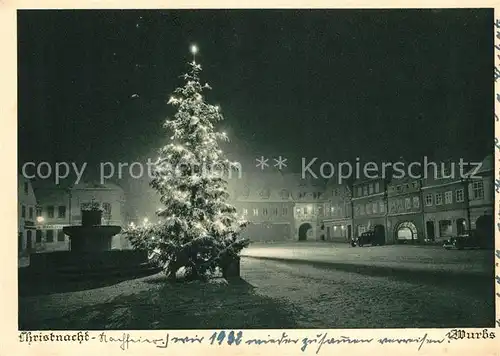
63 225 122 253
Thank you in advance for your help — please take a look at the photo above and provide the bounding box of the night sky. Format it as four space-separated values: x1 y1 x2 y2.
18 9 494 178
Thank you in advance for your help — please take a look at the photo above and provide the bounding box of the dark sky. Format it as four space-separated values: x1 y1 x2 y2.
18 9 494 177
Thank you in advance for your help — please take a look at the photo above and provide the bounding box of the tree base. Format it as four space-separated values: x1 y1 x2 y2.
222 257 240 279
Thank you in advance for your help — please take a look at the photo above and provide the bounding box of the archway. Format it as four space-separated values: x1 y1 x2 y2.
475 215 493 248
395 221 417 244
298 223 312 241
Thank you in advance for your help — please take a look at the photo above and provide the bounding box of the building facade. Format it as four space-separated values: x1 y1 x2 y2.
33 181 127 252
18 175 37 254
386 177 424 244
352 178 388 242
421 161 470 242
319 178 353 242
227 173 327 241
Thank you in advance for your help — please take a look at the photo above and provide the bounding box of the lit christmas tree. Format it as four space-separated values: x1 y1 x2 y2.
125 45 249 281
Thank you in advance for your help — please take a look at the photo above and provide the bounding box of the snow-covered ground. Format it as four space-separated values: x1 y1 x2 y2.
241 242 493 275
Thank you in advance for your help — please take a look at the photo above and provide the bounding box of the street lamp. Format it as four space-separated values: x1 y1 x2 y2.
36 216 44 223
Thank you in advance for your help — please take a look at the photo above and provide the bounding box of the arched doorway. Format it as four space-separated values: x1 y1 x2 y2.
298 223 312 241
395 221 417 244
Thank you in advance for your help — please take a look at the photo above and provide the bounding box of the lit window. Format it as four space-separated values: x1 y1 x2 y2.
242 208 248 216
253 208 259 216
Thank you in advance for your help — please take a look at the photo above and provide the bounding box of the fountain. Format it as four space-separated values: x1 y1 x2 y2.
27 206 161 279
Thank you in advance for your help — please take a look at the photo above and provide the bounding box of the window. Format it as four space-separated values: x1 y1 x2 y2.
36 207 42 217
35 230 42 243
456 189 464 203
438 220 452 237
397 199 404 212
379 201 385 213
413 196 420 209
46 229 54 242
102 202 111 215
396 185 402 193
375 182 380 193
21 205 26 218
29 207 34 219
58 206 66 218
354 205 360 216
435 193 443 205
425 194 433 206
57 230 65 242
366 203 372 215
471 180 484 200
363 186 368 195
280 189 289 199
317 206 323 216
273 207 278 215
282 207 288 216
357 187 362 197
47 206 54 218
253 208 259 216
24 182 29 194
444 191 452 204
360 205 365 215
369 184 374 195
334 189 339 196
262 208 268 216
372 202 378 213
405 198 411 210
242 208 248 216
330 206 335 215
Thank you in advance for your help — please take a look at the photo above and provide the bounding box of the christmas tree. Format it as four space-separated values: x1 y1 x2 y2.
125 46 249 281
